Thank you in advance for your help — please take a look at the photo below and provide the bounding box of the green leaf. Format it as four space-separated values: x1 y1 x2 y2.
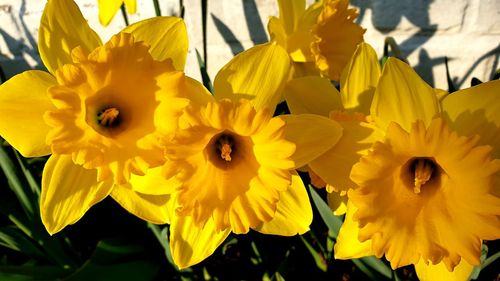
195 49 213 92
0 227 46 260
66 239 160 281
13 152 41 199
354 256 392 280
300 236 327 272
147 223 178 270
470 244 490 280
308 185 342 238
0 265 71 281
0 145 36 217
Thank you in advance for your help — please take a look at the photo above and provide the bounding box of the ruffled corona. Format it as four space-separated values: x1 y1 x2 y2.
163 99 296 234
268 0 364 80
45 32 187 184
349 118 500 270
311 0 365 80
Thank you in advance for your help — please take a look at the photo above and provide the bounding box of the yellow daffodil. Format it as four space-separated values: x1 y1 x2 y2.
98 0 136 26
285 42 500 280
148 42 344 268
0 0 189 234
285 43 382 215
268 0 365 80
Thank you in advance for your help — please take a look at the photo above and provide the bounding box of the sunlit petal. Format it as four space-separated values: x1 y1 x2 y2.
124 17 188 71
334 201 373 259
170 215 231 269
279 114 343 168
256 172 312 236
370 58 440 132
214 42 290 111
0 71 56 157
284 76 343 116
415 258 474 281
39 0 102 74
111 184 171 224
40 155 112 235
442 80 500 158
340 42 380 114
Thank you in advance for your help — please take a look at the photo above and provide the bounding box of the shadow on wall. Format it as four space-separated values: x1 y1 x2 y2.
0 0 43 82
352 0 441 86
353 0 500 88
211 0 268 56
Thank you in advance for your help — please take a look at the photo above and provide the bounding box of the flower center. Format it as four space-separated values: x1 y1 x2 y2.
216 134 235 162
98 107 121 127
206 131 246 169
409 158 436 194
217 135 233 162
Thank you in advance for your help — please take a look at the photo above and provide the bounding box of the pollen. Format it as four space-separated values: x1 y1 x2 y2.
217 135 233 162
98 107 120 127
412 158 435 194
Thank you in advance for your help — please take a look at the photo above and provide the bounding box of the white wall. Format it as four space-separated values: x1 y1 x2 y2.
0 0 499 90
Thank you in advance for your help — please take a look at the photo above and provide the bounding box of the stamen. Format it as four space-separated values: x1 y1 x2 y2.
413 158 434 194
218 136 233 162
98 107 120 127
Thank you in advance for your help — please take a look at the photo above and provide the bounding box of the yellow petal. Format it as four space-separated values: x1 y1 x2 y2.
287 25 315 62
256 171 312 236
442 80 500 158
284 76 343 117
128 166 180 195
185 76 215 106
110 184 171 224
370 58 440 132
279 114 343 168
415 259 474 281
97 0 123 26
124 0 137 14
334 200 373 259
267 16 287 47
41 155 113 235
327 189 348 216
0 71 56 157
340 43 380 114
39 0 102 74
170 215 231 269
285 2 323 62
124 17 188 71
213 42 290 111
309 114 384 192
277 0 305 34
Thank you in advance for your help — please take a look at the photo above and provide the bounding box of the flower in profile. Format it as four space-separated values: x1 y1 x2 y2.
335 55 500 280
157 42 343 268
97 0 136 26
0 0 189 234
284 43 382 214
268 0 365 80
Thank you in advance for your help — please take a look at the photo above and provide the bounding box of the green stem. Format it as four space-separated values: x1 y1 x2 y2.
152 0 161 16
179 0 185 18
120 4 129 26
201 0 208 67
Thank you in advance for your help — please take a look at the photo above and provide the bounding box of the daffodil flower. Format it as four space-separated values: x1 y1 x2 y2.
0 0 190 234
285 43 382 215
268 0 365 80
98 0 136 26
286 42 500 280
148 42 344 268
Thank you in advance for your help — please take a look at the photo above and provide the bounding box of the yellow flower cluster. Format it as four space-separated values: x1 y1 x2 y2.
0 0 498 280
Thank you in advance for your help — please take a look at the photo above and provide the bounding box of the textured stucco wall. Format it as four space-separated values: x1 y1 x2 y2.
0 0 499 90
